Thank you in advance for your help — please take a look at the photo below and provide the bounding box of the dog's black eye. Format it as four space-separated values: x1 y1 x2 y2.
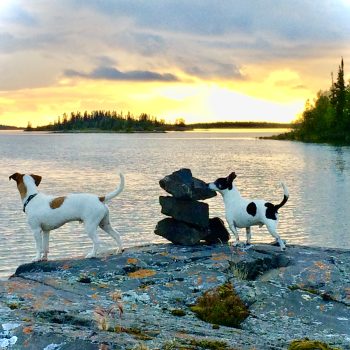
215 178 227 190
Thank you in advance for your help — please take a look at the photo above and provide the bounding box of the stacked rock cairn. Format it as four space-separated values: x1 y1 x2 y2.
155 168 230 245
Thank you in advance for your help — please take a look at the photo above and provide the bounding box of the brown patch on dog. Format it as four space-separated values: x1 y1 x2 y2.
9 173 27 199
50 196 66 209
30 174 42 186
99 196 105 203
17 181 27 200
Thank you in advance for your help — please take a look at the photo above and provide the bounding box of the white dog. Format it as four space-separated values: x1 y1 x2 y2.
9 172 124 261
208 172 288 251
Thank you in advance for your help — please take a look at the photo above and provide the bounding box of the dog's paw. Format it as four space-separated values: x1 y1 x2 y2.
271 239 287 246
232 240 244 247
85 252 96 259
115 247 124 254
32 256 43 262
242 243 254 251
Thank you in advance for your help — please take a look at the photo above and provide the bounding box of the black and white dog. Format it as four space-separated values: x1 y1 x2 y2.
208 172 288 251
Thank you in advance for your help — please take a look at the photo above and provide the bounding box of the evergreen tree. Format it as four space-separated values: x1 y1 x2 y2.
331 58 346 133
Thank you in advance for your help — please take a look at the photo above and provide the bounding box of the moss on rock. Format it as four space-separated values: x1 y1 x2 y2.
190 282 249 328
289 339 341 350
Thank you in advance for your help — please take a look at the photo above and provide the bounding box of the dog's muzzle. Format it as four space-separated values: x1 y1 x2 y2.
208 183 216 191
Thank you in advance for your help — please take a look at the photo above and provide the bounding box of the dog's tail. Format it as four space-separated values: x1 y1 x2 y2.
101 173 125 203
275 182 289 211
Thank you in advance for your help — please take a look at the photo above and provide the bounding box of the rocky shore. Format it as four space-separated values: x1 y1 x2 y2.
0 243 349 350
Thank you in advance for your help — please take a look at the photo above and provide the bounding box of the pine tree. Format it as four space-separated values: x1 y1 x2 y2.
331 58 346 133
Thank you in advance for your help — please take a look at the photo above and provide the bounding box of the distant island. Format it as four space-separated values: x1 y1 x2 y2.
23 111 291 133
268 58 350 145
25 111 168 133
0 124 23 130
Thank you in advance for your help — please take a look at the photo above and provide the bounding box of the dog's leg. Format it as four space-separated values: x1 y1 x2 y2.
228 222 241 246
85 223 102 258
32 228 44 262
42 231 50 261
99 214 123 253
266 222 286 251
246 227 252 245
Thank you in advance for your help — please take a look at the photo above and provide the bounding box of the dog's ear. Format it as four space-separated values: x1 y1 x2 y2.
9 172 22 182
227 172 236 190
30 174 42 187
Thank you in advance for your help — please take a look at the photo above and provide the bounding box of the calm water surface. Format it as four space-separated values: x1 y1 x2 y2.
1 129 349 278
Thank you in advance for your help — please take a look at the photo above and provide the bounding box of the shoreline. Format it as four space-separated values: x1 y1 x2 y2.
1 242 349 349
260 132 350 146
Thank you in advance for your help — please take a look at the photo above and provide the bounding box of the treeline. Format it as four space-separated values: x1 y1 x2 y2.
189 121 291 129
0 124 22 130
28 111 167 132
26 112 292 133
278 58 350 144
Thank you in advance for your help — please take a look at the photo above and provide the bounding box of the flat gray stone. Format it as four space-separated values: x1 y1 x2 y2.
159 168 216 200
159 196 209 228
154 217 208 245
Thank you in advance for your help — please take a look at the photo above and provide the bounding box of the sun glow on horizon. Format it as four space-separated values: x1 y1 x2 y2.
0 77 306 127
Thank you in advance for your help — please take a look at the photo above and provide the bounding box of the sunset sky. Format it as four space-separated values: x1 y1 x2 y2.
1 1 350 127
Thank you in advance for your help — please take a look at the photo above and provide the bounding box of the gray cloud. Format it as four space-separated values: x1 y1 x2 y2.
1 0 350 91
70 0 350 42
0 32 59 53
115 32 167 57
183 60 244 80
65 66 179 82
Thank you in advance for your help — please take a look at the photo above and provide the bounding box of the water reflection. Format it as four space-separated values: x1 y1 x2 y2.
0 130 349 278
334 147 346 174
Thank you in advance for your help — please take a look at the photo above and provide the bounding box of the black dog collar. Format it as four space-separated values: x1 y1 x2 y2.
23 193 38 213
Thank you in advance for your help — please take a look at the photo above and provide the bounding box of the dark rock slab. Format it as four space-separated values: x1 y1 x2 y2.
14 261 63 276
204 217 230 244
229 244 291 280
159 168 216 200
159 196 209 228
154 217 208 245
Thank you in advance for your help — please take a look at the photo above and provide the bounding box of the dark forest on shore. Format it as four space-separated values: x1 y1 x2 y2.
271 58 350 144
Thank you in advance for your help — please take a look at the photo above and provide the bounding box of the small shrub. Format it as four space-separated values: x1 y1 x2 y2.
190 338 230 349
289 339 341 350
171 309 186 317
117 327 153 340
77 274 91 283
190 282 249 328
7 302 20 310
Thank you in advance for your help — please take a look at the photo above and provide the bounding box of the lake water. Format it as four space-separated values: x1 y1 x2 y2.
1 129 349 279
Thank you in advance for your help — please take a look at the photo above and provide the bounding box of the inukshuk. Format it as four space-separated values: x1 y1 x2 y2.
155 168 229 245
